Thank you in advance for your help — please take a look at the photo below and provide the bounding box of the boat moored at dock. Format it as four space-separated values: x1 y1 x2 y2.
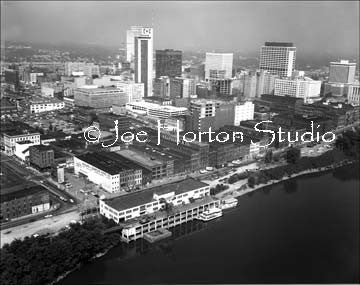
196 207 222 221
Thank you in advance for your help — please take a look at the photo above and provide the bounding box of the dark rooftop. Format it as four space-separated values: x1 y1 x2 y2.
105 178 208 212
76 151 142 175
265 42 294 47
1 184 49 203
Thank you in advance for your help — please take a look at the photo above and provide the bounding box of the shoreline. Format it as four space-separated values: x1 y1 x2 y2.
53 159 357 285
220 159 357 201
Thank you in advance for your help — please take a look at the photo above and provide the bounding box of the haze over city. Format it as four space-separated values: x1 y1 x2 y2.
1 1 359 57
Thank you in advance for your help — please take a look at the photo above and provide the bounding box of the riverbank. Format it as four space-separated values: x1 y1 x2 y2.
219 159 357 201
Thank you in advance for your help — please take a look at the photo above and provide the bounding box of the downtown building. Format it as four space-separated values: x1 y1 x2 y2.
74 152 144 193
29 97 65 113
64 62 100 77
74 85 127 109
155 49 182 78
131 27 153 97
324 60 357 97
115 81 144 102
188 99 253 132
274 76 322 103
3 130 41 156
170 77 196 98
259 42 296 78
99 177 211 223
205 52 234 95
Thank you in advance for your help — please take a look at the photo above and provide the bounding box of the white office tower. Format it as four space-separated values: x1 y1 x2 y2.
274 77 322 103
116 81 144 102
133 28 153 97
234 101 255 126
126 26 144 63
347 83 360 106
205 53 233 80
259 42 296 78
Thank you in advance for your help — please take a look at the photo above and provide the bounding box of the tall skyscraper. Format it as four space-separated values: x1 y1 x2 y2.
134 27 153 97
155 49 182 78
205 53 233 80
259 42 296 78
126 26 146 63
170 77 195 99
329 60 356 84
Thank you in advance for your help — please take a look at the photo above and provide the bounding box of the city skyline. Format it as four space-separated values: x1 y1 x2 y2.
1 1 359 57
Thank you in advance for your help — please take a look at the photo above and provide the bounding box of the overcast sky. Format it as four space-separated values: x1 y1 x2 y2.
1 1 359 56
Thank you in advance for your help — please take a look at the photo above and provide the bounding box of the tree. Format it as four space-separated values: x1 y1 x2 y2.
248 175 256 188
286 147 301 164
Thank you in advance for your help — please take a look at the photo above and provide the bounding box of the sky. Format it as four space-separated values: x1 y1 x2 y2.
1 1 359 57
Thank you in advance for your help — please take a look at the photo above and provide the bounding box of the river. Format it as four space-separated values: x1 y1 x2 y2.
59 163 359 284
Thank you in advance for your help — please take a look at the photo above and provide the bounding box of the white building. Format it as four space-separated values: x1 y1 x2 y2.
347 83 360 106
126 26 148 63
134 28 153 97
259 42 296 78
99 178 210 223
30 98 65 113
274 77 321 103
126 101 188 119
205 52 233 80
3 131 41 156
14 140 40 161
74 152 143 193
116 81 144 102
234 101 255 126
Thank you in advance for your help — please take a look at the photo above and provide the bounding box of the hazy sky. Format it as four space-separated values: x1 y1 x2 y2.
1 1 359 56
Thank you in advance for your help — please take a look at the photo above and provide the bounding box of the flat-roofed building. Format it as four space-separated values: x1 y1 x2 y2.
126 101 188 119
29 97 65 113
329 60 356 84
74 85 127 108
99 177 210 222
74 152 144 193
3 130 41 156
29 145 55 170
116 146 174 180
1 185 51 221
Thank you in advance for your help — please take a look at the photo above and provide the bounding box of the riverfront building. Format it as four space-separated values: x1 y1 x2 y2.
99 177 211 223
1 185 51 221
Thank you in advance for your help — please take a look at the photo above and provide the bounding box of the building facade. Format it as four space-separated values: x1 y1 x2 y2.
155 49 182 78
274 77 321 103
329 60 356 84
29 145 55 170
170 77 196 98
74 86 127 108
259 42 296 78
205 53 233 80
134 28 153 97
30 98 65 113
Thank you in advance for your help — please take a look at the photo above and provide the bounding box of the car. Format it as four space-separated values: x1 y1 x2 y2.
32 234 39 238
79 189 85 193
69 199 74 203
44 214 53 218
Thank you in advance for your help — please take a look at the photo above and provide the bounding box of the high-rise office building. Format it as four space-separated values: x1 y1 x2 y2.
205 53 233 80
154 76 171 98
170 77 195 99
156 49 182 78
329 60 356 84
134 28 153 97
259 42 296 78
126 26 146 63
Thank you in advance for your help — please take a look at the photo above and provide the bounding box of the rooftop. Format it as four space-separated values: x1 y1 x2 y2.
1 184 49 203
76 151 142 175
105 178 209 212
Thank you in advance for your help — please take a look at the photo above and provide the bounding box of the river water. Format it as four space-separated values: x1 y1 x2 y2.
60 163 359 284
